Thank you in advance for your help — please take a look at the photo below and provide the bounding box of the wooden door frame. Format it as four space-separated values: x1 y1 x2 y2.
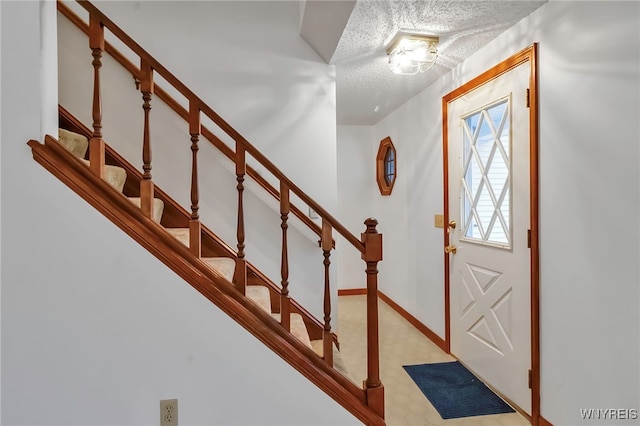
442 44 540 425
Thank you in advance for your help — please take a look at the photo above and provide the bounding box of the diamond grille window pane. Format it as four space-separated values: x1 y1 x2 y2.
461 99 511 246
384 148 395 185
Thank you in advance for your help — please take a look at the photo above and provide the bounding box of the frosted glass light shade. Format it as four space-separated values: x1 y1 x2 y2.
387 35 439 76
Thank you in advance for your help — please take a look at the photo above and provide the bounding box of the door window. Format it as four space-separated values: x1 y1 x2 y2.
461 97 511 248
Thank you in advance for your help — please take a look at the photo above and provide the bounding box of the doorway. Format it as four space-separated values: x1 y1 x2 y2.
442 44 540 423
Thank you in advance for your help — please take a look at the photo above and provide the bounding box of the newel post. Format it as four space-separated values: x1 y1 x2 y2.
361 218 384 418
88 14 105 178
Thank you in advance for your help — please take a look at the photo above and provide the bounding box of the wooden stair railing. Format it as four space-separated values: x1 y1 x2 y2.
58 0 384 419
57 104 334 348
28 134 383 426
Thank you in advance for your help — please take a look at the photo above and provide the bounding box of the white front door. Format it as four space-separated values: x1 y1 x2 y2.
447 62 531 413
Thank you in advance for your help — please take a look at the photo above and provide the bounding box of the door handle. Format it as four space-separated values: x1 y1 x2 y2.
448 220 456 229
445 245 457 254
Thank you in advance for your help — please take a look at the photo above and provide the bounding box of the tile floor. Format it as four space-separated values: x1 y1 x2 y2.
337 295 530 426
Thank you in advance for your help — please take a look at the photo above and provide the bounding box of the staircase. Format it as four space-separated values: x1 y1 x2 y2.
57 125 349 362
27 1 385 424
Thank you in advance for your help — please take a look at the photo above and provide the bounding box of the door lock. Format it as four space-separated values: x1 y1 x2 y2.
444 245 457 254
448 220 456 229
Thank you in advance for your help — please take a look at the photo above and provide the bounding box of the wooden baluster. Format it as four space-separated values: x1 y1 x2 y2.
88 14 105 178
140 59 155 220
361 218 384 418
322 219 334 367
189 101 201 257
280 182 291 332
233 143 247 295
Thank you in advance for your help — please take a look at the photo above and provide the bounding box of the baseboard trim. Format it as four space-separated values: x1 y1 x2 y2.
338 288 447 352
338 287 547 424
338 288 367 296
376 291 448 352
538 415 553 426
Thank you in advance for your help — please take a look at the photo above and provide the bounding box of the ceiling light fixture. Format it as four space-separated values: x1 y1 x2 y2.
386 33 439 76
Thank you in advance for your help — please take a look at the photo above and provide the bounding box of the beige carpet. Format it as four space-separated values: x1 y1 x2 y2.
337 295 530 426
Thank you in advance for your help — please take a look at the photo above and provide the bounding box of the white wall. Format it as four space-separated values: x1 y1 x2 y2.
57 0 339 320
353 1 639 424
1 2 359 425
336 125 376 290
78 0 337 211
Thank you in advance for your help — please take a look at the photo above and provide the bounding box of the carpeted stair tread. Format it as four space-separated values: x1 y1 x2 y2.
201 257 236 282
58 128 89 158
311 340 353 382
165 227 189 246
271 313 312 349
79 159 127 193
57 128 127 193
128 197 164 224
162 229 235 281
246 285 272 313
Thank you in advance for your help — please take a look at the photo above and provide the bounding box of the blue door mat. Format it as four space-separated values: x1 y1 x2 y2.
403 361 515 419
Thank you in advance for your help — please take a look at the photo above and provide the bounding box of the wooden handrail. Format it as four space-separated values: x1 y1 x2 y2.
58 0 327 246
71 0 361 253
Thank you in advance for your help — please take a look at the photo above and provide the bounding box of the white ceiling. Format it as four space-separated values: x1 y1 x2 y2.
302 0 547 125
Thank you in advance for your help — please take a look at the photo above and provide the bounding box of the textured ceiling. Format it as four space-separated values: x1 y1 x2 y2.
332 0 547 125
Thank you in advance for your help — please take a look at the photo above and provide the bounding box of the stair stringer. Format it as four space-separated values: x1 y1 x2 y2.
27 135 385 426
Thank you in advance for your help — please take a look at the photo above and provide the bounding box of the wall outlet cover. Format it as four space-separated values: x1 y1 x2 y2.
160 399 178 426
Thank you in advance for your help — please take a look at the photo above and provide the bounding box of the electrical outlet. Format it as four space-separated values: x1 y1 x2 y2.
160 399 178 426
